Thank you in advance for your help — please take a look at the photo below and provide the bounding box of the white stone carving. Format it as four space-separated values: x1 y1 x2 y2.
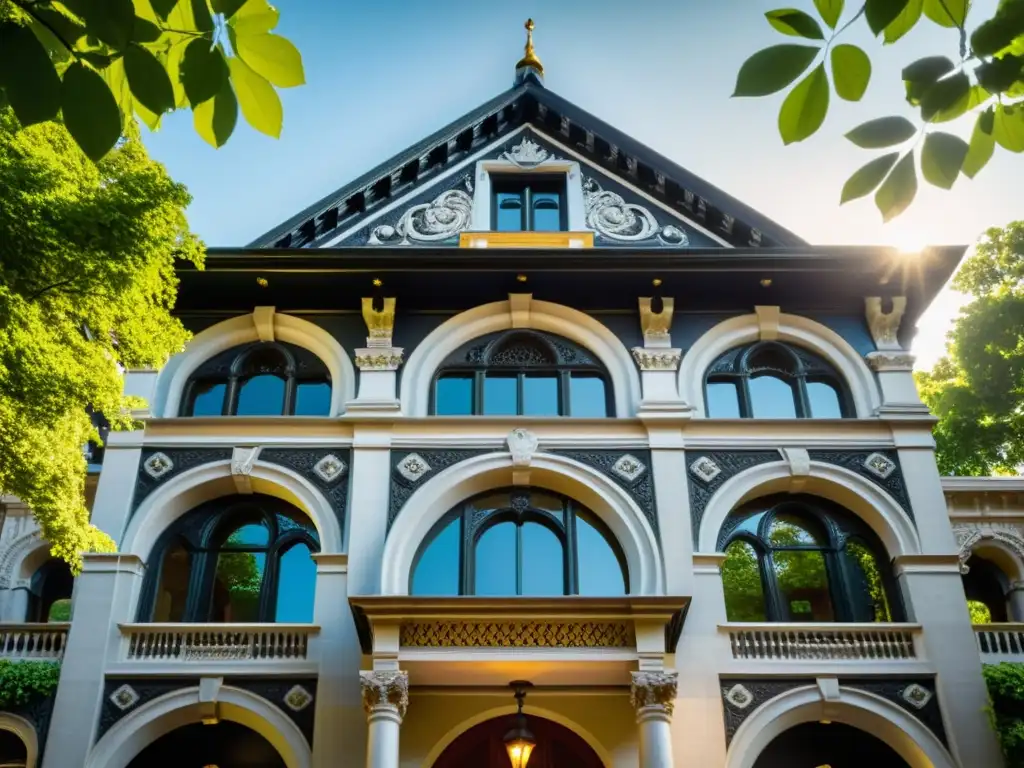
612 454 647 483
0 531 43 589
507 428 539 468
314 454 347 484
109 684 140 711
502 136 550 167
360 670 409 718
397 453 432 483
689 456 722 484
862 452 896 480
725 683 754 710
865 296 907 351
630 671 678 715
231 446 260 476
632 348 682 371
901 683 932 709
583 177 689 245
369 177 474 245
355 349 404 371
866 351 916 372
954 523 1024 574
143 452 174 480
284 684 314 712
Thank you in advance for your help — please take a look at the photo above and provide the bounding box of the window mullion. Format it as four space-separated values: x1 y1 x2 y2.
225 376 240 416
794 374 812 418
515 522 524 596
460 509 474 595
737 375 754 418
517 373 525 416
474 372 485 415
565 502 578 595
559 371 571 416
524 186 532 231
283 377 297 416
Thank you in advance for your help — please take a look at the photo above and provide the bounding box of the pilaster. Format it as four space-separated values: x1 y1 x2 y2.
864 296 929 417
631 670 678 768
350 295 402 414
360 671 408 768
632 295 690 415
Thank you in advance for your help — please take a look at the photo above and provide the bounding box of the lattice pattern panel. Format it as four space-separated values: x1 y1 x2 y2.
400 620 634 648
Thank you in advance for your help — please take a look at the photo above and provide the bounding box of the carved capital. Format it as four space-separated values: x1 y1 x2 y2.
630 671 678 715
361 297 397 347
638 297 674 348
865 296 907 351
355 348 404 371
632 348 682 371
360 671 409 719
866 350 916 372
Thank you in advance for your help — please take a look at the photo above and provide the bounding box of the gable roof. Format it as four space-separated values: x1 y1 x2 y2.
248 82 807 250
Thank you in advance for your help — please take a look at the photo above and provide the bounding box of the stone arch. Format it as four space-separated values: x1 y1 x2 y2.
154 310 356 418
0 532 45 590
678 310 881 418
697 459 920 559
382 452 663 596
0 712 38 768
953 523 1024 581
399 297 642 417
121 458 342 560
725 684 956 768
85 685 310 768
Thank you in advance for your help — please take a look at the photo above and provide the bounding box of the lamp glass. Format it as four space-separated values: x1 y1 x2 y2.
505 737 535 768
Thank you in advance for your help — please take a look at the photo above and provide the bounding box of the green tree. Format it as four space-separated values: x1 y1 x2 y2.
734 0 1024 220
916 221 1024 476
0 0 304 160
0 107 202 568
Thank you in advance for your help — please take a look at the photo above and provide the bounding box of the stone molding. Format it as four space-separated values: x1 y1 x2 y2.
631 348 682 371
867 350 916 372
953 522 1024 574
355 348 404 371
360 671 409 719
630 671 678 715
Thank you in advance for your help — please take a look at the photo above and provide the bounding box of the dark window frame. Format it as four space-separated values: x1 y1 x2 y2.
490 174 568 232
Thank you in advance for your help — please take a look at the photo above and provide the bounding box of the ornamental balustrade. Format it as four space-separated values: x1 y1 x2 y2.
975 624 1024 663
721 623 923 662
118 623 319 664
0 623 69 660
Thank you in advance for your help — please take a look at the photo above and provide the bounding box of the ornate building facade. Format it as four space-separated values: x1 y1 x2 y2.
1 21 1020 768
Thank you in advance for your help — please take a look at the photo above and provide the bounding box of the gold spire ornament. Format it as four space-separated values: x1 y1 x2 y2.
516 19 544 77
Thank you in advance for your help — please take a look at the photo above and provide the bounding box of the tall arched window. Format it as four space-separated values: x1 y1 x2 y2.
719 494 899 623
704 341 851 419
432 330 612 417
181 341 332 417
140 494 320 623
411 488 627 596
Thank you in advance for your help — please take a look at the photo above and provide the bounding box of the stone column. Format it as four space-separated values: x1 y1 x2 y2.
631 671 678 768
360 671 408 768
1007 581 1024 621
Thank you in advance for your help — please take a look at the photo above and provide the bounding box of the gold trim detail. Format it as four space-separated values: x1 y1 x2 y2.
516 19 544 76
400 620 633 648
459 231 594 249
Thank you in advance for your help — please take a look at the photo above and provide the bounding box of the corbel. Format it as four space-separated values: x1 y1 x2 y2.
230 446 261 494
638 297 674 348
361 297 397 348
198 676 224 725
780 447 810 493
865 296 907 351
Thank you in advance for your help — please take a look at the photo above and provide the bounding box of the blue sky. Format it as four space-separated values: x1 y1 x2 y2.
141 0 1015 362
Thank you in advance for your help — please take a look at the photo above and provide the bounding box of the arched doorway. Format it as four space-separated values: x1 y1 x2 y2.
753 722 909 767
963 554 1010 622
432 714 603 768
27 559 73 622
127 720 284 768
0 728 27 768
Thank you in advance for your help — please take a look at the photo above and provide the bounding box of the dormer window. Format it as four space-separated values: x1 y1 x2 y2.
492 176 567 232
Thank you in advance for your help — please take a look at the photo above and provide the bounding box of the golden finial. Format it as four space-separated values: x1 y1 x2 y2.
516 18 544 77
372 278 382 287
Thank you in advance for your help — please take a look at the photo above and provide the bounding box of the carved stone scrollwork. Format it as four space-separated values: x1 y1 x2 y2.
507 428 539 467
369 176 473 245
502 136 550 167
630 671 679 715
355 349 404 371
953 522 1024 574
583 177 689 245
360 671 409 719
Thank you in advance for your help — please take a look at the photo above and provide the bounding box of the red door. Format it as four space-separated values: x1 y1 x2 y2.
432 715 604 768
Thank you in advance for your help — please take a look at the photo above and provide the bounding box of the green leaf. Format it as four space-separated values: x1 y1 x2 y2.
193 77 237 147
976 54 1024 94
131 17 162 42
841 152 899 203
924 0 969 27
920 71 970 121
229 0 279 33
845 115 917 147
150 0 180 20
29 20 72 64
190 0 214 31
61 62 122 161
31 7 88 47
930 84 990 123
962 111 996 177
75 0 136 49
778 63 829 144
885 0 923 42
124 44 175 115
921 131 968 188
0 22 62 127
866 0 912 35
79 51 114 69
874 152 917 221
831 44 871 101
227 56 281 137
814 0 845 28
180 38 228 106
993 104 1024 151
212 0 249 18
903 55 956 83
732 44 819 97
766 9 825 38
234 32 304 88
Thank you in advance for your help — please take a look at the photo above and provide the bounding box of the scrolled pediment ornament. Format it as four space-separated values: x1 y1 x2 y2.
369 176 474 245
502 136 551 167
583 177 689 245
954 523 1024 574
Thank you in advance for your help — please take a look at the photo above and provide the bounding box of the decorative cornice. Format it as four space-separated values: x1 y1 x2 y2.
866 351 916 372
630 671 678 715
631 348 682 371
865 296 907 351
355 348 404 371
360 671 409 718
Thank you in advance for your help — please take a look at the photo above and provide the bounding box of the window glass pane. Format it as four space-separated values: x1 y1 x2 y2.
153 542 190 622
412 518 461 595
767 513 824 546
527 492 564 516
275 543 316 622
223 520 270 547
435 376 473 416
474 522 517 596
496 192 524 231
531 192 562 231
520 522 564 596
772 550 834 621
706 381 741 418
844 540 892 622
294 381 331 416
722 540 767 621
749 375 797 419
211 551 266 622
47 598 72 622
483 375 518 415
190 381 226 416
523 375 558 416
806 381 843 418
576 515 626 596
569 376 608 417
236 374 285 416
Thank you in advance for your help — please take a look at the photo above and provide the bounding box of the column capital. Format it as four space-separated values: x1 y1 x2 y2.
360 670 409 719
630 670 678 716
355 348 404 371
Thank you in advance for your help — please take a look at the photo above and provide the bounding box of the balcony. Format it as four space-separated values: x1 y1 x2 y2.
0 623 69 661
975 624 1024 663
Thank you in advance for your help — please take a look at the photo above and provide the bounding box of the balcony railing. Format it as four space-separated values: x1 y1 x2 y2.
0 623 69 660
975 624 1024 663
119 624 319 664
721 623 923 662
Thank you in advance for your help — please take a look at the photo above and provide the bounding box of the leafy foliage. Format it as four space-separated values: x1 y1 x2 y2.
0 108 203 568
916 222 1024 476
734 0 1024 220
984 663 1024 767
0 0 304 160
969 598 994 623
0 660 61 708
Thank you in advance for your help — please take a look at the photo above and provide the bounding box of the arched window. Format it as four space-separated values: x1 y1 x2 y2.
0 729 27 768
181 341 331 417
719 494 899 623
704 341 851 419
432 330 612 417
962 554 1009 623
140 494 320 623
27 559 74 622
411 488 627 596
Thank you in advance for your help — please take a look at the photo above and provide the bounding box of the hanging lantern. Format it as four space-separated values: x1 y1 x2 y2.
503 681 536 768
